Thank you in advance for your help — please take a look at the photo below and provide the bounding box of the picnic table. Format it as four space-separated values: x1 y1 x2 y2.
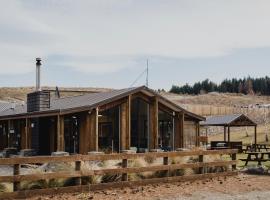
243 144 270 153
240 152 270 166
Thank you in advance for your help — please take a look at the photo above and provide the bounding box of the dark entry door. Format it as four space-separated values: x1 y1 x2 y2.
64 117 80 154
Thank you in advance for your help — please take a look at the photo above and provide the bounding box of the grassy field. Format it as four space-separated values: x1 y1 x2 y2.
208 125 270 145
208 125 270 168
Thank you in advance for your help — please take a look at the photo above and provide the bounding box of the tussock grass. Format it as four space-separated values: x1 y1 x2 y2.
0 183 6 193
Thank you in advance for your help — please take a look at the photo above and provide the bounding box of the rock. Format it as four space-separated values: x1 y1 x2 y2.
131 188 140 194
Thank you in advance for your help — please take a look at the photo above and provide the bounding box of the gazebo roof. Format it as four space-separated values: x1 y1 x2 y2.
200 114 257 127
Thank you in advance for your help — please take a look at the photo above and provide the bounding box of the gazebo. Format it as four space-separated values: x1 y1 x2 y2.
200 114 257 149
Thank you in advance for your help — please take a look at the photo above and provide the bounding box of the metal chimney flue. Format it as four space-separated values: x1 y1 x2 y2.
27 57 50 112
36 58 42 91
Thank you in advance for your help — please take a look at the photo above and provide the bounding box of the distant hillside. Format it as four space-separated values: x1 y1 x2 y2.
162 92 270 125
162 92 270 107
2 86 270 107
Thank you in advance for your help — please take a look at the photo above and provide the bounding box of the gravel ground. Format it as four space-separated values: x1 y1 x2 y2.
26 174 270 200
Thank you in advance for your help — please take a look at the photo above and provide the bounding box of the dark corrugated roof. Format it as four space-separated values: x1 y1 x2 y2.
200 114 256 126
0 86 205 121
0 87 142 117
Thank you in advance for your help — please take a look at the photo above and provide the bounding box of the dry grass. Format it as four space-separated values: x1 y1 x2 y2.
162 92 270 107
209 125 270 145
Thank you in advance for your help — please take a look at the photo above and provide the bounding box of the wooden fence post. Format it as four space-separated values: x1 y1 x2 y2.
75 161 82 185
122 158 128 181
13 164 20 191
163 156 169 177
232 153 237 170
199 155 204 174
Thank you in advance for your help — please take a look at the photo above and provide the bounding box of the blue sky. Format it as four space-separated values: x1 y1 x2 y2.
1 0 270 90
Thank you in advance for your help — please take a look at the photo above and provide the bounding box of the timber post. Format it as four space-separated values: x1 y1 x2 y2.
13 164 20 191
120 96 131 151
232 153 237 170
122 158 128 181
224 126 227 142
88 108 99 152
75 160 82 185
199 154 204 174
196 122 200 147
163 156 169 177
57 115 65 152
228 126 230 143
180 112 184 148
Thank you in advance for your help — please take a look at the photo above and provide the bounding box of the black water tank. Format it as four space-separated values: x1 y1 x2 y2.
27 91 50 112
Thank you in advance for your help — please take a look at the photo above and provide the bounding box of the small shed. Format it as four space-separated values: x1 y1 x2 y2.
200 114 257 147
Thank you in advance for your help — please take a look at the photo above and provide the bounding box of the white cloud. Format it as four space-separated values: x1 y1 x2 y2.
1 0 270 74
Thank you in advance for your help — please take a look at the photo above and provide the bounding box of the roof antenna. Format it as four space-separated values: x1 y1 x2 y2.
146 59 149 87
130 59 149 87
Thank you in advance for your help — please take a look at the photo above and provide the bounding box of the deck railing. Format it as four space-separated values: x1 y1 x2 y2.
0 149 238 199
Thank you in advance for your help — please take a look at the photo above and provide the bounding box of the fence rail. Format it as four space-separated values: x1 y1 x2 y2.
0 149 238 199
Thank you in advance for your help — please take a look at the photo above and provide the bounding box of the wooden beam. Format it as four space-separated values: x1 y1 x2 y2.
131 92 152 104
158 103 174 116
149 97 159 150
0 149 238 165
57 115 65 151
99 98 127 112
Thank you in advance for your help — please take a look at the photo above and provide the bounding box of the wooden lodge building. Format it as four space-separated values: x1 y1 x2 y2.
0 59 205 156
0 86 205 155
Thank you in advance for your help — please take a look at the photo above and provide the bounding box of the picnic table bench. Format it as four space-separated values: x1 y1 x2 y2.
240 152 270 166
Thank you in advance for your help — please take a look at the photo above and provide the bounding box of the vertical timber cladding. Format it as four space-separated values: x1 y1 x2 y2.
89 108 99 152
20 118 31 150
79 108 99 154
183 120 197 148
149 96 159 150
174 112 184 149
120 95 131 151
79 112 89 154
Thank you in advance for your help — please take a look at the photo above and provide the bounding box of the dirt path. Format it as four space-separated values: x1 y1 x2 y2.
29 174 270 200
